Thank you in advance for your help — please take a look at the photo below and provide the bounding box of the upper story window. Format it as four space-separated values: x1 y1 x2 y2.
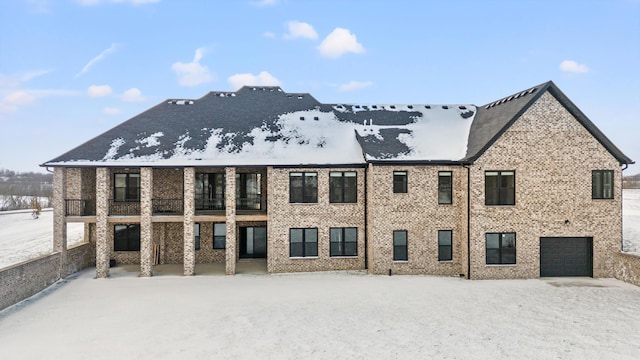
438 171 452 204
393 171 407 193
114 173 140 202
195 173 225 210
289 172 318 203
236 173 262 210
330 171 357 203
485 171 515 205
592 170 613 199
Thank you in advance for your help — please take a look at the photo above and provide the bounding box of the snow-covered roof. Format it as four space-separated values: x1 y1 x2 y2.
44 86 477 167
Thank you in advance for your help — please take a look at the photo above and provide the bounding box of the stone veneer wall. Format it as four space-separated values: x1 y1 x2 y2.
267 167 366 273
614 252 640 287
367 165 467 276
469 91 622 279
0 243 93 311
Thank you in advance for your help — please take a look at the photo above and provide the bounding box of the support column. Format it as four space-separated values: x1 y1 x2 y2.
140 167 153 277
225 167 236 275
95 168 109 278
183 167 195 276
53 167 68 277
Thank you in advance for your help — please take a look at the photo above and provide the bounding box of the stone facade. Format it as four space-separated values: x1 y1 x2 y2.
469 92 622 279
614 252 640 287
50 91 630 282
267 167 366 273
367 165 467 276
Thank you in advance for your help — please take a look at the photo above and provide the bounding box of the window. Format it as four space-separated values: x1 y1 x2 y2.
393 230 408 261
194 223 201 251
329 171 357 203
438 230 452 261
485 171 515 205
213 223 226 249
438 171 452 204
592 170 613 199
289 172 318 203
290 228 318 257
486 233 516 265
393 171 407 193
330 228 358 256
114 173 140 201
195 173 225 210
114 224 140 251
236 173 262 210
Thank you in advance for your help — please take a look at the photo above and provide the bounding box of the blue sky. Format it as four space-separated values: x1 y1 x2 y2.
1 0 639 174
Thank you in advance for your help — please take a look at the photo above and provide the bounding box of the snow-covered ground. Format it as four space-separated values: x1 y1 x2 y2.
0 210 84 269
0 270 639 359
623 189 640 255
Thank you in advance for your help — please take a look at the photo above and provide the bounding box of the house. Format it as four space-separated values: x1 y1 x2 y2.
42 81 634 279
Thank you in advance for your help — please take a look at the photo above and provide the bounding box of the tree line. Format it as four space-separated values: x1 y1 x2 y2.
0 169 53 211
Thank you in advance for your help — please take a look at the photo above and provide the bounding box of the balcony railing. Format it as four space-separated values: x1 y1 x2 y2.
195 196 225 211
152 199 183 215
109 200 140 216
237 195 262 211
65 199 95 216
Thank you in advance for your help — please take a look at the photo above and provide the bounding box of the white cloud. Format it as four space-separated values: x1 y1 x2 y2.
75 43 120 77
103 107 121 115
560 60 589 74
263 31 276 39
171 48 215 87
284 21 318 40
121 88 144 102
0 70 51 88
251 0 277 6
0 91 37 113
338 81 374 92
228 71 281 90
87 85 113 98
318 28 365 59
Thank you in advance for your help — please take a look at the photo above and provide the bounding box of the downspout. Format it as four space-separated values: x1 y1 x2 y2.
463 164 471 280
363 164 368 270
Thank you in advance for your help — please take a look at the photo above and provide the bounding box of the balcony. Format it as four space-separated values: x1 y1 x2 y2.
195 196 225 214
109 200 140 216
152 199 183 215
237 195 262 211
65 199 95 216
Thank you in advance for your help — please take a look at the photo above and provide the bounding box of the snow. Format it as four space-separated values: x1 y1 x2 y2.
0 270 639 359
623 188 640 255
0 210 84 269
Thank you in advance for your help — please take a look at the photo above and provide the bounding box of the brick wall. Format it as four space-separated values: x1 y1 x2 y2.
267 167 366 273
0 242 93 311
615 252 640 287
367 165 467 276
469 91 622 279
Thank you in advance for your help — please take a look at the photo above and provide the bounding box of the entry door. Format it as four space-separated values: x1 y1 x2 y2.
240 226 267 258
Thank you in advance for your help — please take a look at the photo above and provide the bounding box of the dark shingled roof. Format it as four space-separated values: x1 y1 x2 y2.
464 81 634 165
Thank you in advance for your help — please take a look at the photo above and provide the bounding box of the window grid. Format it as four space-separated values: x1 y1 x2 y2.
330 227 358 257
592 170 613 199
393 171 407 193
486 232 516 265
393 230 408 261
438 230 452 261
485 171 515 205
289 228 318 257
114 173 141 202
289 172 318 203
114 224 140 251
329 171 357 203
438 171 452 204
213 223 226 249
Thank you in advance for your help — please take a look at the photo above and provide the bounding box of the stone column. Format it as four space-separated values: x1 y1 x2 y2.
183 167 195 276
140 167 153 277
225 167 236 275
53 167 68 277
95 168 110 278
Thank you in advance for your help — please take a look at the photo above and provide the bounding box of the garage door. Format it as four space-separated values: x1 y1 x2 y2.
540 237 593 277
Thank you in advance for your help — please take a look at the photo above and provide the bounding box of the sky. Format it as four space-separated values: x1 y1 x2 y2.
0 0 638 174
